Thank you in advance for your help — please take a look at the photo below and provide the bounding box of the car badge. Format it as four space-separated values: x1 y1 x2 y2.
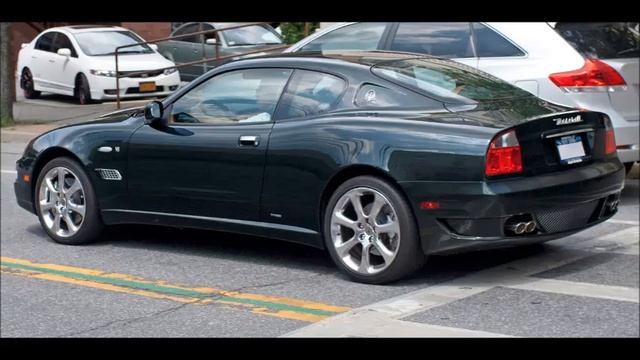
364 89 376 103
553 115 583 126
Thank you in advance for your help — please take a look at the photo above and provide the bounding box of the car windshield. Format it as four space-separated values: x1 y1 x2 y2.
371 58 533 104
74 31 154 56
221 25 282 46
555 22 640 59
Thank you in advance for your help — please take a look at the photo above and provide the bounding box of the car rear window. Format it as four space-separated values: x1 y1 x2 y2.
371 58 533 104
554 22 639 59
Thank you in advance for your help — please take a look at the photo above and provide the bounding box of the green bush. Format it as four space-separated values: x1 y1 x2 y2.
279 23 320 44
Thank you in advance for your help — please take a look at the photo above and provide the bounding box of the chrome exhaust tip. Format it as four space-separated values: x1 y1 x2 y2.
508 222 527 235
525 221 537 233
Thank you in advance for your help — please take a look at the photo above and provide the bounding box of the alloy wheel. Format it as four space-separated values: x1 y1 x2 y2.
38 166 86 238
330 187 401 275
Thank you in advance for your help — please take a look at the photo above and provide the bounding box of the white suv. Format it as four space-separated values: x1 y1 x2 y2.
287 22 639 170
16 25 181 104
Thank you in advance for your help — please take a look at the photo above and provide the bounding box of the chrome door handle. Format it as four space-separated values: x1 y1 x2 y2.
239 135 259 147
48 59 55 63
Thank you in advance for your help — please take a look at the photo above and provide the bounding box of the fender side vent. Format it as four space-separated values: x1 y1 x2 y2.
95 168 122 181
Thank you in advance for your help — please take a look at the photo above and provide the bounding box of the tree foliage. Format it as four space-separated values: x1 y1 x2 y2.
279 23 320 44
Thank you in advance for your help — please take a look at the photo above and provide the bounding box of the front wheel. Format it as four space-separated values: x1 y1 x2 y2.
75 74 92 105
323 176 425 284
35 157 103 245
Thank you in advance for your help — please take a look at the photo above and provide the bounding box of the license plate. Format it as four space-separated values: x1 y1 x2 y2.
139 82 156 92
555 134 586 164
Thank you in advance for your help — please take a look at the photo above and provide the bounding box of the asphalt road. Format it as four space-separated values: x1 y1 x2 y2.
1 129 638 337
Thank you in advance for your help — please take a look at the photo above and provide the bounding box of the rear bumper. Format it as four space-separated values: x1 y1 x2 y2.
399 159 626 255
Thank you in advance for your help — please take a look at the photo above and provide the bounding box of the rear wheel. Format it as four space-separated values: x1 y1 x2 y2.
324 176 425 284
35 157 103 245
21 68 40 99
624 162 635 175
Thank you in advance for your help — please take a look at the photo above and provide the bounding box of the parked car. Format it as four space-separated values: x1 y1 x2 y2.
287 22 640 171
14 51 625 284
17 25 181 104
157 22 284 81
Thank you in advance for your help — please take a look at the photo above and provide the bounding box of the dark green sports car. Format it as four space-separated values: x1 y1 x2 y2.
14 51 625 283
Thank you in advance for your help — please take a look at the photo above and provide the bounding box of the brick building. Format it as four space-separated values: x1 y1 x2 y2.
6 22 172 101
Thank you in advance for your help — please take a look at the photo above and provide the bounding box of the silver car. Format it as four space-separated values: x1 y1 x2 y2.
287 22 639 171
158 22 284 82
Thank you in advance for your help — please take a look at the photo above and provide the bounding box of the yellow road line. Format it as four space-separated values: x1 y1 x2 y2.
1 256 350 322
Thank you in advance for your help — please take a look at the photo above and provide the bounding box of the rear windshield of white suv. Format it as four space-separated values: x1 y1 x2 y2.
371 57 533 104
555 22 639 59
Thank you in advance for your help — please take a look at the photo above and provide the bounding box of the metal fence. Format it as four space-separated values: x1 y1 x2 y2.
114 22 289 109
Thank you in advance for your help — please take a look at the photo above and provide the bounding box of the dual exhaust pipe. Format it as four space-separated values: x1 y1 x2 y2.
507 221 537 235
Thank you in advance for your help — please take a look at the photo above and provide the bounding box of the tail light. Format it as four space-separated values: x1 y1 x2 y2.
604 116 616 155
549 59 626 91
485 129 523 177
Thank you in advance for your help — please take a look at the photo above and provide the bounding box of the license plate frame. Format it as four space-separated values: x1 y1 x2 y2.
555 134 586 165
139 81 157 92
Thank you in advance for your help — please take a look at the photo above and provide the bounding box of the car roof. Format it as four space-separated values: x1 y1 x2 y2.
44 25 129 34
233 50 449 68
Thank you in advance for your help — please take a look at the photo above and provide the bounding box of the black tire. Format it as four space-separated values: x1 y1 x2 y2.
21 68 40 99
75 74 92 105
323 176 425 284
624 162 635 175
34 157 103 245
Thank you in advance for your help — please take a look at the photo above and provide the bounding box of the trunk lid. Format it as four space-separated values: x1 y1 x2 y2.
447 98 614 177
601 58 639 122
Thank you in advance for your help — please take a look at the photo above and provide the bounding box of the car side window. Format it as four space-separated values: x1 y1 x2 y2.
170 68 292 125
274 70 346 120
51 33 78 57
472 23 525 57
299 23 387 52
389 23 474 58
355 84 437 108
34 32 56 52
174 23 202 43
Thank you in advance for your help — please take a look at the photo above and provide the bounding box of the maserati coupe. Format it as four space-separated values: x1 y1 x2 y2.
14 51 626 283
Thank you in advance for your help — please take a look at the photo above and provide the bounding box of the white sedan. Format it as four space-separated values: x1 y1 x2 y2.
16 25 181 104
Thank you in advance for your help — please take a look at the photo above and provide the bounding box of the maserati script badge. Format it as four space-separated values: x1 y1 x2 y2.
553 115 583 126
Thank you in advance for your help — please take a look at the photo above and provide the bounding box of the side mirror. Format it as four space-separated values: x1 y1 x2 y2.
144 101 165 125
57 48 71 57
205 38 218 45
21 43 29 49
149 44 159 51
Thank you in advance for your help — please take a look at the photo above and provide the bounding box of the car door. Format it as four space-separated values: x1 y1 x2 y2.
127 67 293 221
47 32 81 96
164 23 204 81
385 22 478 68
30 32 57 91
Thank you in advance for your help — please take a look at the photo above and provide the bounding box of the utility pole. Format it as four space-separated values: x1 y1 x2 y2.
0 22 13 122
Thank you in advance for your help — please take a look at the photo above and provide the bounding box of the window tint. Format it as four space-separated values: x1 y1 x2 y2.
174 23 203 43
35 32 56 52
171 68 292 124
390 23 473 58
472 23 524 57
555 22 639 59
300 23 387 52
52 33 78 57
372 58 533 104
355 84 433 108
275 70 345 119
